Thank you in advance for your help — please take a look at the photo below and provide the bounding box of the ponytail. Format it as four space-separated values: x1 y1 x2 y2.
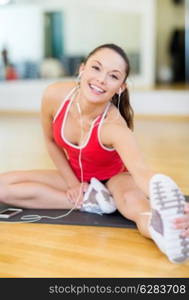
111 88 134 130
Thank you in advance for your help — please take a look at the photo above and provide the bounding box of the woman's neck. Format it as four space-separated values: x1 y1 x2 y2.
74 88 109 120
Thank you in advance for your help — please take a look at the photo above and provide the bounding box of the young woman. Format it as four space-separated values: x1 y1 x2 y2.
0 44 189 263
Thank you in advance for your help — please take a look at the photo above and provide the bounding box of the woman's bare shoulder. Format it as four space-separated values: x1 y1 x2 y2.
43 81 76 101
104 104 127 128
101 104 130 147
41 81 76 116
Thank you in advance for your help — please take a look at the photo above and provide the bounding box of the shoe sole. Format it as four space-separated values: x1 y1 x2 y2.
91 178 116 213
150 175 189 263
82 182 103 214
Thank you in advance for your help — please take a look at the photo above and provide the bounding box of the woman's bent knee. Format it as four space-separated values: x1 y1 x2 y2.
118 189 148 221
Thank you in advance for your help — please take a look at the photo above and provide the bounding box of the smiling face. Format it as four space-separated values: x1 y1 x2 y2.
79 48 127 104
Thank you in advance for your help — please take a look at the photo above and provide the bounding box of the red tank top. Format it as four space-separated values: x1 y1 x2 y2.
52 87 126 182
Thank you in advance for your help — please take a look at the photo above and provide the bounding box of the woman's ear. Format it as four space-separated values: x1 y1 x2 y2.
79 63 85 76
117 83 127 95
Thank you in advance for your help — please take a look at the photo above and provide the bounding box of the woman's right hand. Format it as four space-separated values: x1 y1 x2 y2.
66 182 89 208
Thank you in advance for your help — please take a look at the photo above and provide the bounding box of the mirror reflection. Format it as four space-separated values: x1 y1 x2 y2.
0 0 186 86
0 1 141 80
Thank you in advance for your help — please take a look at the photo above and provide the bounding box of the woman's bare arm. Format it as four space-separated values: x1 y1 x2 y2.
104 120 156 196
40 83 80 188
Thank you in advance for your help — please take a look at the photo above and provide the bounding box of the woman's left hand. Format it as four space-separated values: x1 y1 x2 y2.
173 202 189 237
66 182 89 208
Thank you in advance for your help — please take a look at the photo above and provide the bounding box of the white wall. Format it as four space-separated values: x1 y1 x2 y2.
0 79 188 115
131 89 189 115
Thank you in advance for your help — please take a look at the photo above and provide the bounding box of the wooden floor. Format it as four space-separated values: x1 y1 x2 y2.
0 112 189 277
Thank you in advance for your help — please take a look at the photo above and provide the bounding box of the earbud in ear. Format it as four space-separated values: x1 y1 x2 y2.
76 71 84 85
79 70 84 78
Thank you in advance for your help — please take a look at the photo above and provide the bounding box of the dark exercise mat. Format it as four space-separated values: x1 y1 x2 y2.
0 195 189 229
0 207 136 228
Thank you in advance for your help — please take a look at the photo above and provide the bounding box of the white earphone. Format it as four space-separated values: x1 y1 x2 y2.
78 70 84 79
76 102 81 114
119 87 122 95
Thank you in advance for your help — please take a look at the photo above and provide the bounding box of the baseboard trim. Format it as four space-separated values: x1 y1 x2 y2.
135 114 189 121
0 110 189 121
0 110 40 117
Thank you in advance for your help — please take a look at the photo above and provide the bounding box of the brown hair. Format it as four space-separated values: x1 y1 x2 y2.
83 43 134 130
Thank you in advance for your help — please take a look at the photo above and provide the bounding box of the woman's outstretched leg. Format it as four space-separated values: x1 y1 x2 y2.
107 172 151 237
106 172 189 263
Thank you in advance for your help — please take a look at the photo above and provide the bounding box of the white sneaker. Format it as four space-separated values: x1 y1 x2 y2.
149 174 189 263
80 177 116 215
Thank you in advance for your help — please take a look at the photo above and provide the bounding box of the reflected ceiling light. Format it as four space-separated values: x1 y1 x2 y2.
0 0 11 5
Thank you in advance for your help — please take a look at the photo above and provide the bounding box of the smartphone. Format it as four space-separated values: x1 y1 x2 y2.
0 208 23 219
